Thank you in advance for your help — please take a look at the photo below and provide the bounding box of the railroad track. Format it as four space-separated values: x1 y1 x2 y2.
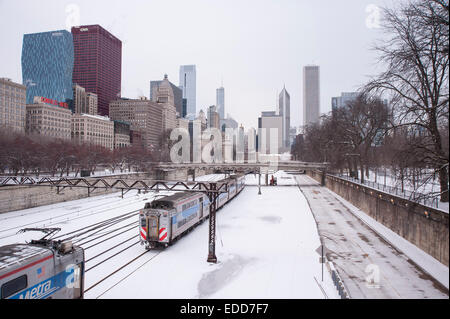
0 190 137 223
84 248 163 295
0 194 145 240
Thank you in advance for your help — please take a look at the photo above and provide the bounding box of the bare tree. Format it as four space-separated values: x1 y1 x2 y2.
333 94 390 183
366 0 449 201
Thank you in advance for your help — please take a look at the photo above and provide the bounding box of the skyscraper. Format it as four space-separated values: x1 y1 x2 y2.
331 92 359 115
150 75 183 118
151 74 177 132
109 97 162 150
216 87 225 120
303 65 320 126
22 30 74 105
179 65 196 119
71 25 122 116
207 105 220 129
278 86 290 148
0 78 26 133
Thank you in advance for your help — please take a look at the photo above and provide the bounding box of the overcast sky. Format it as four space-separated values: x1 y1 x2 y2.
0 0 399 130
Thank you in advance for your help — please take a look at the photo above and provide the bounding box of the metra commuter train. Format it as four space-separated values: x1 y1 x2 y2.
139 174 245 249
0 238 84 299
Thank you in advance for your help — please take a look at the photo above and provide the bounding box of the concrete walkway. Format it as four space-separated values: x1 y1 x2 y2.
295 174 448 299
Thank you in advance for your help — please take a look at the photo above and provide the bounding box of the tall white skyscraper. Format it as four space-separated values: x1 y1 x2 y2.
179 65 196 119
216 86 225 120
278 85 290 148
303 65 320 126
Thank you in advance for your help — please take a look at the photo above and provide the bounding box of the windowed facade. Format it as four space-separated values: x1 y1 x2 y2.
21 30 74 105
72 25 122 116
0 78 26 133
26 96 72 140
109 98 162 150
71 113 114 150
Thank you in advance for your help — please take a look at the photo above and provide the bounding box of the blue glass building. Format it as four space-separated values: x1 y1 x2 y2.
22 30 74 104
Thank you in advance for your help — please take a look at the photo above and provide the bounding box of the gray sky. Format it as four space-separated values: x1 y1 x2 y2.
0 0 397 130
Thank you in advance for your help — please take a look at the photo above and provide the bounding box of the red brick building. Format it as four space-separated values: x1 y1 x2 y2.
71 25 122 116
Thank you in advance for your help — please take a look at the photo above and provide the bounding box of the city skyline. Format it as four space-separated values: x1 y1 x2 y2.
1 0 397 130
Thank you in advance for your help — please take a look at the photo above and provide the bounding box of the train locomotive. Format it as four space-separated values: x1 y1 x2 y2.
139 174 245 249
0 234 84 299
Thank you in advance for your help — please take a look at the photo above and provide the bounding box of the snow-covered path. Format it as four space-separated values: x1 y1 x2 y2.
295 174 449 299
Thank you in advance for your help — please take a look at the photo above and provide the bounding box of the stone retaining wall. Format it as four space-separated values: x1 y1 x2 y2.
307 170 449 266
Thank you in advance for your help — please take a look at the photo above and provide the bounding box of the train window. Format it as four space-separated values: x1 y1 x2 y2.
1 275 27 299
151 201 172 209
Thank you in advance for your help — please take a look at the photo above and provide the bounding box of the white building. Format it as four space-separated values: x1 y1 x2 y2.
26 96 72 140
258 111 283 154
71 113 114 150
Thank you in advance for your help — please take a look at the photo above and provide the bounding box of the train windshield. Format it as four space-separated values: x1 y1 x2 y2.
150 201 173 209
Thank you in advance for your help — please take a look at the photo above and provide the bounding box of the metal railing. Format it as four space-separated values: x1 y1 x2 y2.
331 174 445 210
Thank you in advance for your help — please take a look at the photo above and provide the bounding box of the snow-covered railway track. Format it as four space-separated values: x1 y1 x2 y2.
0 195 143 240
84 248 162 296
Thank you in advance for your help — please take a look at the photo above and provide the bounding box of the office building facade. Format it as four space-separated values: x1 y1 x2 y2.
72 25 122 116
150 75 183 118
113 120 130 149
303 65 320 126
109 97 162 150
331 92 359 114
216 87 225 120
26 96 72 140
71 113 114 150
258 111 283 154
207 105 220 129
179 65 196 119
278 86 291 148
0 78 26 133
22 30 74 105
72 84 98 115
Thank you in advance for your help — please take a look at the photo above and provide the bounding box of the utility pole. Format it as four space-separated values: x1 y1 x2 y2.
207 183 218 263
258 171 262 195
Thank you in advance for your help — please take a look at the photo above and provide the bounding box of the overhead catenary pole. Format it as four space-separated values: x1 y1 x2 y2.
207 182 218 263
258 170 262 195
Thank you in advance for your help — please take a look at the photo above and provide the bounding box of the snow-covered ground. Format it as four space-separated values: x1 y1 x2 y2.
244 171 298 186
0 172 339 299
